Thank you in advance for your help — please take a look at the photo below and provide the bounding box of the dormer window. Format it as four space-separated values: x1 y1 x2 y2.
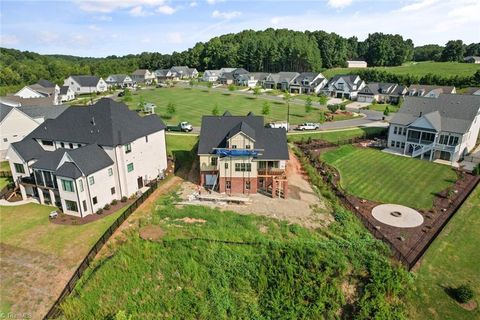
246 145 251 149
231 145 237 149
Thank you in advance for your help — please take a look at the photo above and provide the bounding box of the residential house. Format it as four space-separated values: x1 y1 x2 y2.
236 73 269 88
219 68 249 85
7 98 168 216
64 75 108 95
347 60 368 68
0 95 57 107
0 104 67 160
407 85 456 98
387 94 480 164
201 70 221 82
463 87 480 96
463 56 480 64
263 72 300 91
14 79 60 105
198 111 289 198
154 69 174 82
170 66 199 79
131 69 156 85
289 72 328 95
105 74 134 88
321 75 366 100
59 86 75 102
357 83 407 104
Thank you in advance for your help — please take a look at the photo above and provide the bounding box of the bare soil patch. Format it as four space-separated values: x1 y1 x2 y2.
458 300 477 311
139 225 165 241
175 217 206 224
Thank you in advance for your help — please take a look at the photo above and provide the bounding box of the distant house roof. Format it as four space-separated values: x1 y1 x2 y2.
28 83 55 96
198 112 289 160
407 84 455 96
462 87 480 95
247 72 269 81
71 75 101 87
291 72 325 86
106 74 131 83
390 94 480 134
278 72 300 83
1 95 56 107
59 86 70 95
132 69 150 76
25 98 166 147
326 74 363 91
37 79 56 88
17 105 68 120
0 103 14 122
464 56 480 62
359 83 406 96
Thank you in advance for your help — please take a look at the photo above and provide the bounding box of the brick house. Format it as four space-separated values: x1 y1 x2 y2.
197 112 289 198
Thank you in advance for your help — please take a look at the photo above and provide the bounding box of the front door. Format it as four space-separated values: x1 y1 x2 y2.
137 177 143 189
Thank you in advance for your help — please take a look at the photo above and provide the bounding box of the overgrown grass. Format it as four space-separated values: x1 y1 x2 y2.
0 161 11 172
287 127 387 143
408 186 480 320
61 189 412 319
323 61 480 78
365 103 400 113
166 134 198 176
0 177 11 190
321 145 457 209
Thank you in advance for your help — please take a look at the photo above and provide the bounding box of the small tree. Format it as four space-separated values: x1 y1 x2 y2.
138 96 146 110
262 101 270 115
451 284 474 303
123 88 132 102
339 103 346 111
318 111 326 124
318 94 328 106
253 86 261 98
305 96 313 113
327 104 339 113
189 79 195 88
167 101 176 115
207 81 213 92
228 83 236 92
383 106 390 116
212 103 220 116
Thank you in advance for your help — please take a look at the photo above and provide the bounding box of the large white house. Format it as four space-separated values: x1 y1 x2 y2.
321 74 366 100
64 76 108 95
131 69 156 85
0 104 67 160
105 74 134 88
7 98 168 216
387 94 480 164
11 79 60 105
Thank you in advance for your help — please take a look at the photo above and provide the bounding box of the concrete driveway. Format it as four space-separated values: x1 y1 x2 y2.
345 101 371 112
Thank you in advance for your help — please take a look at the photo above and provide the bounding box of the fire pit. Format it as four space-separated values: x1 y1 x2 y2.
390 211 402 217
372 204 424 228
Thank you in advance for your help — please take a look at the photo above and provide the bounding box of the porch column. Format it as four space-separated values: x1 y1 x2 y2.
19 184 27 200
38 188 45 204
49 189 56 205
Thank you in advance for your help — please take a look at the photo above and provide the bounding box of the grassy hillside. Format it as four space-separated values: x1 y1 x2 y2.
409 186 480 320
323 61 480 78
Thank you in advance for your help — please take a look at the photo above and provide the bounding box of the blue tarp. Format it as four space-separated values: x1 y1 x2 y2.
214 149 259 157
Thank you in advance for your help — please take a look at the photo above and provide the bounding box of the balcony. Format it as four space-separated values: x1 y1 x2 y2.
20 176 36 185
258 168 285 176
434 144 459 153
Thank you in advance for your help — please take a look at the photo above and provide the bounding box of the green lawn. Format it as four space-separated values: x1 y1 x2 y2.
366 103 400 113
0 177 11 190
166 133 198 157
61 192 411 319
409 186 480 320
0 161 10 172
288 127 387 143
126 87 333 126
323 61 480 78
321 145 457 209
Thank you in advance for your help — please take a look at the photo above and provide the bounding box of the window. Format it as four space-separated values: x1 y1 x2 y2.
108 168 113 176
225 163 229 169
390 140 395 147
61 179 74 192
235 163 252 172
83 200 87 211
88 176 95 185
69 143 73 149
211 157 217 166
245 145 251 149
393 127 398 134
225 181 231 189
42 140 53 146
145 136 149 143
60 142 65 148
396 141 400 148
92 197 98 205
111 187 116 195
127 163 134 172
245 181 251 190
78 179 84 192
401 142 405 148
14 163 25 174
125 143 132 153
65 200 78 212
77 144 82 148
3 138 7 142
231 145 237 149
448 136 459 146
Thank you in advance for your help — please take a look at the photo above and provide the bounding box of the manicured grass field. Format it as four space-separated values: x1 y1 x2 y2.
288 127 387 143
126 87 342 126
323 61 480 79
321 145 457 209
409 186 480 320
61 192 411 319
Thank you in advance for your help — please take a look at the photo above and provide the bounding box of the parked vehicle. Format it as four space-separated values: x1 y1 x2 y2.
266 121 289 131
167 122 193 132
156 83 167 88
296 122 320 131
117 91 125 97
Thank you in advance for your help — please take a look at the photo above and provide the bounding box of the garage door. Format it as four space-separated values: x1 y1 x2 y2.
358 95 366 102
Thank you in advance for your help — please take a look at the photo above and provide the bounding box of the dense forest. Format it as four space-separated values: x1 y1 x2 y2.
0 28 479 90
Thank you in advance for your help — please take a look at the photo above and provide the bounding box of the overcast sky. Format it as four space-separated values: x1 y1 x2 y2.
1 0 479 57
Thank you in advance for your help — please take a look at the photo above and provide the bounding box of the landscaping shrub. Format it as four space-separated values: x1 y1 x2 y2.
121 196 128 203
327 104 339 113
111 199 118 206
451 284 474 303
96 208 103 215
104 204 111 211
473 163 480 176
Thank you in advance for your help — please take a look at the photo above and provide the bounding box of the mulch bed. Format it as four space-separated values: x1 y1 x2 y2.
50 198 135 226
297 140 480 269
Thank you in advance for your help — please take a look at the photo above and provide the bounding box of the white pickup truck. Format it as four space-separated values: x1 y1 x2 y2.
266 122 289 131
296 122 320 131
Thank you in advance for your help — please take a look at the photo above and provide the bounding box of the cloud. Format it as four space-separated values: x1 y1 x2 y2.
93 15 112 21
0 34 19 46
157 5 176 14
71 34 90 46
129 6 150 17
190 1 198 7
270 17 281 25
76 0 165 13
327 0 353 9
206 0 225 5
167 32 183 44
212 10 241 19
397 0 439 12
38 31 59 44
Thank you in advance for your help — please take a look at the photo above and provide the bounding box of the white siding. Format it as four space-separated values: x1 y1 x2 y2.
0 109 39 160
14 86 44 99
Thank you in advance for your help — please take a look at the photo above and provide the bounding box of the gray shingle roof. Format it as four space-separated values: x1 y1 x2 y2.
31 148 65 171
59 86 70 95
37 79 56 88
11 139 46 161
390 94 480 134
198 113 289 160
2 95 56 106
27 98 166 146
0 103 13 122
71 75 101 87
56 162 83 179
18 105 68 120
228 121 256 141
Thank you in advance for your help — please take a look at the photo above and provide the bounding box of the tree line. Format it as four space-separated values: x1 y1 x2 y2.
413 41 480 62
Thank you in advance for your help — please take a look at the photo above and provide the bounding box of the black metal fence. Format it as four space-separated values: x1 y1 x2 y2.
44 180 161 319
0 171 12 178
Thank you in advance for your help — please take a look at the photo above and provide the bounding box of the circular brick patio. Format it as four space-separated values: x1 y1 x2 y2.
372 204 423 228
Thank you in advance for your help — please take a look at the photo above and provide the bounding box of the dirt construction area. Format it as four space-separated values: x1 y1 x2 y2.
179 152 332 229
